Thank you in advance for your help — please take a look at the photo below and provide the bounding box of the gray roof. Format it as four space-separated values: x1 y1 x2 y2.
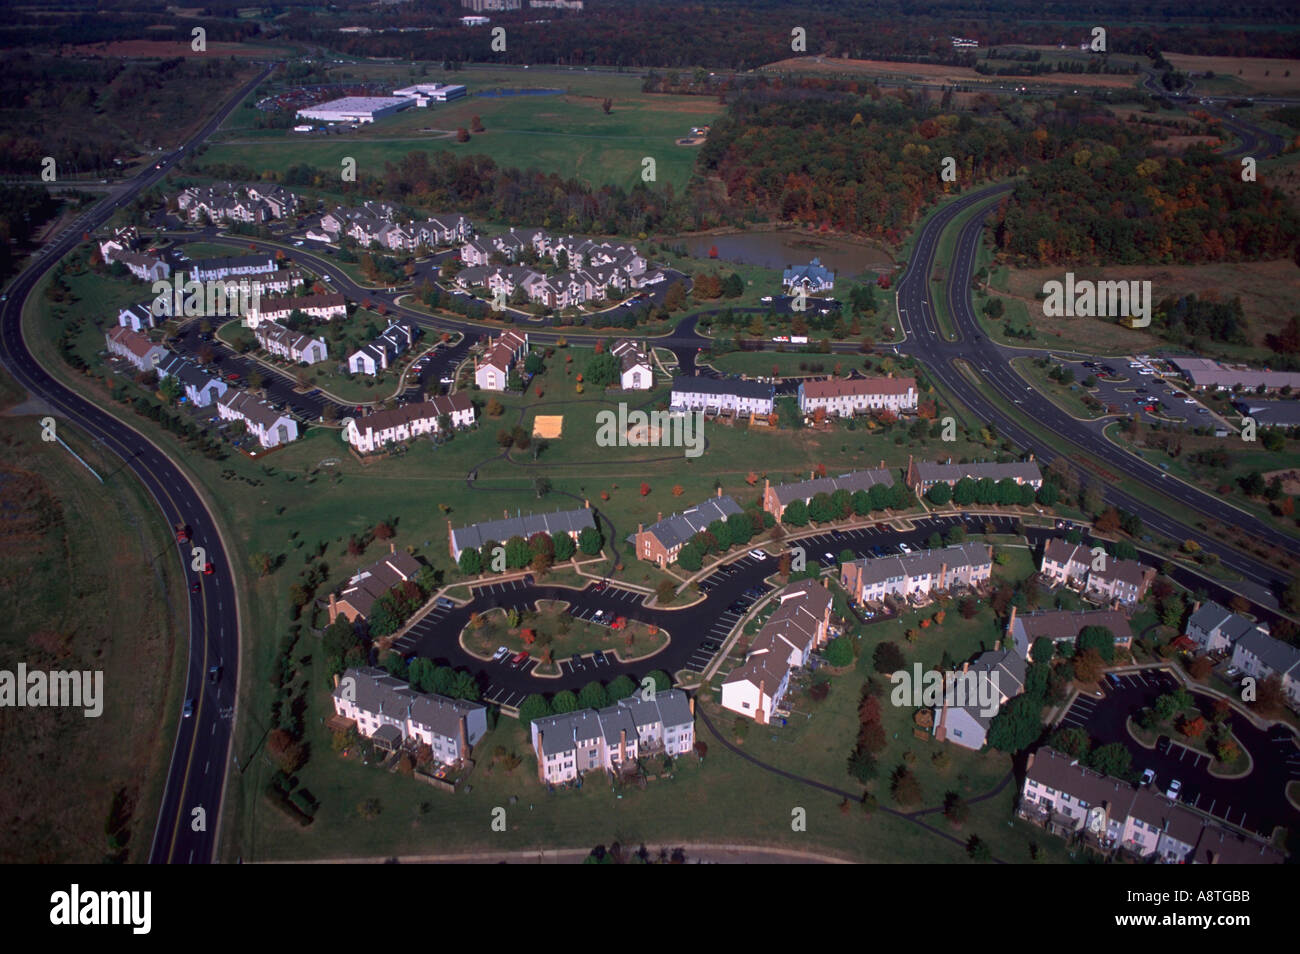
190 254 276 274
615 688 693 729
629 495 743 550
960 648 1027 728
595 703 638 745
452 507 595 554
912 459 1042 485
772 468 894 505
1235 628 1300 676
1186 601 1257 644
1234 399 1300 427
845 542 990 587
335 666 483 736
671 375 774 401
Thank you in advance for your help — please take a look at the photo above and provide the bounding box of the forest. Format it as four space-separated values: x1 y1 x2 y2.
993 145 1300 266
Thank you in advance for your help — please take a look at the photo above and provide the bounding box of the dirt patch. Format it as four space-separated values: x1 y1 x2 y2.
532 414 564 439
626 422 663 444
1263 468 1300 495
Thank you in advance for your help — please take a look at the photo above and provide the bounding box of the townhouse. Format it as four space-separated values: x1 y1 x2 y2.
104 326 166 373
117 302 161 332
782 258 835 292
761 467 894 523
175 182 301 225
933 646 1027 750
610 339 653 390
722 581 834 724
840 543 992 605
104 247 170 282
797 376 919 417
328 548 424 623
154 352 228 407
531 690 695 784
216 390 299 448
242 268 305 297
629 490 743 567
1084 557 1156 606
455 230 654 305
1038 538 1092 588
244 292 347 330
1018 747 1283 863
670 375 775 417
321 203 472 251
332 666 486 764
254 321 329 365
448 503 596 561
473 329 528 391
1185 601 1262 655
348 320 419 376
344 393 476 454
905 456 1043 494
189 255 278 283
97 225 141 260
1231 629 1300 711
1007 606 1133 660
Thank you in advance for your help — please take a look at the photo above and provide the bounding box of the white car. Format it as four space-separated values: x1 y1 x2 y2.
1140 768 1156 786
493 646 509 661
1166 779 1182 800
749 549 766 561
898 542 913 554
760 296 773 303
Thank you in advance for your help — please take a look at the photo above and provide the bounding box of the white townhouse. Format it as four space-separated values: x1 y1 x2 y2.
216 390 298 448
610 340 653 390
840 543 992 605
1084 558 1155 606
1185 601 1261 655
344 393 476 453
474 329 528 391
722 582 834 724
154 352 227 407
104 247 170 282
333 667 487 764
104 326 166 373
254 321 329 365
118 302 161 332
244 292 347 329
243 268 305 297
348 321 419 376
189 255 278 283
459 238 495 267
797 375 919 417
1231 629 1300 711
531 690 695 784
670 375 774 416
933 647 1027 751
176 183 301 224
1038 538 1092 588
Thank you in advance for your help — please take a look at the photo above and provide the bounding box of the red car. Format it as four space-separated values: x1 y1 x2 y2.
203 561 215 576
175 523 191 543
225 372 240 382
592 580 607 591
611 616 627 631
510 650 529 666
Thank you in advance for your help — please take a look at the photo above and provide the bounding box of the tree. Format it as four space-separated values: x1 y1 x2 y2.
873 641 905 675
458 547 483 576
783 499 809 526
577 526 603 556
824 636 854 667
551 690 579 714
578 681 609 709
1088 742 1133 778
584 351 622 388
1077 625 1116 663
607 675 636 700
518 693 551 723
927 482 952 506
646 670 671 693
987 693 1044 753
552 532 576 561
456 127 470 142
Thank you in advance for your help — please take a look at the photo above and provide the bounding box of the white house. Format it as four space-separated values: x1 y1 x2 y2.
333 666 487 764
216 390 298 448
670 375 774 416
118 302 161 332
473 329 528 390
254 321 329 365
840 543 992 605
798 376 918 417
244 292 347 329
104 326 166 373
347 321 418 376
531 690 695 784
104 247 170 282
154 352 228 407
611 340 653 390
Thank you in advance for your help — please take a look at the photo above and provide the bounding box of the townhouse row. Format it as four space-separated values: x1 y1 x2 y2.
1039 538 1156 606
530 690 695 784
332 666 486 766
343 393 476 454
174 182 301 225
839 542 993 605
448 503 598 561
1186 601 1300 711
318 202 473 252
629 489 742 567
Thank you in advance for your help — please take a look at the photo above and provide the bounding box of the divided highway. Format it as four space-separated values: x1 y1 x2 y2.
0 65 273 864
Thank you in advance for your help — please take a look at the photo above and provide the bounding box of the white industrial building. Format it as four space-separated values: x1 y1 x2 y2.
393 83 468 105
296 96 413 124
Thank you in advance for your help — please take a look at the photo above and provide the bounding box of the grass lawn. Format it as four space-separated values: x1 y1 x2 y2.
461 602 668 672
1011 356 1106 420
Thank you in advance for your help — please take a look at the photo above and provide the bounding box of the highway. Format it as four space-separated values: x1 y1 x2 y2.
0 65 273 864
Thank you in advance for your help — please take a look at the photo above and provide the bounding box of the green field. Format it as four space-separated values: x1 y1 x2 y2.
208 69 722 191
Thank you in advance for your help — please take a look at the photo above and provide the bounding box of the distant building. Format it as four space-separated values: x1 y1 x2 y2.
392 83 467 104
1233 399 1300 428
189 255 278 283
781 258 835 292
296 96 413 124
473 330 528 390
905 456 1043 494
154 352 227 407
104 326 166 373
245 292 347 329
762 468 894 523
254 322 329 365
103 247 169 282
1169 356 1300 394
610 340 654 390
840 543 992 604
216 390 298 448
329 550 423 623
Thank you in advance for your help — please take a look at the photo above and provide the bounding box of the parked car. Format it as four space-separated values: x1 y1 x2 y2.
1140 768 1156 787
435 597 455 610
493 646 509 661
571 653 584 670
749 549 766 561
510 650 529 667
898 542 913 554
1166 779 1182 800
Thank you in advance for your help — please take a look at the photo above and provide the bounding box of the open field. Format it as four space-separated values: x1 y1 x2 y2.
987 260 1300 361
764 55 1140 90
206 71 722 191
63 40 293 59
0 384 186 863
1164 54 1300 98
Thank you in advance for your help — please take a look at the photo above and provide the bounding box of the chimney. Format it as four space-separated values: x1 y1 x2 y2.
689 696 695 716
389 541 396 555
536 731 546 784
961 660 970 673
1191 600 1201 613
584 498 590 509
619 728 627 763
1007 604 1017 634
329 592 338 623
657 512 663 523
994 639 1002 651
716 485 722 497
458 715 469 758
1028 452 1035 461
504 509 509 519
763 477 770 494
637 523 643 535
332 673 340 688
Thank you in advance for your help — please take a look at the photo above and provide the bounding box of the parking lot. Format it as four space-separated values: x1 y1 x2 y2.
1053 357 1213 425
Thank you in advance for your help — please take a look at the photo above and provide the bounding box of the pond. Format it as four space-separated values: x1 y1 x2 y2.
675 230 896 279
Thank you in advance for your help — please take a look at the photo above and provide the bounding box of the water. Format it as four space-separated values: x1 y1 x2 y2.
677 230 895 279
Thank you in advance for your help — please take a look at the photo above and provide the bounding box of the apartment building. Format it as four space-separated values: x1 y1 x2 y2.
797 376 918 417
1008 606 1133 660
104 326 166 373
670 375 774 417
629 489 742 567
610 340 654 390
328 549 424 623
1019 747 1283 863
189 255 278 283
1185 601 1262 654
761 467 894 522
1084 557 1156 606
215 390 298 449
721 581 834 724
840 543 992 605
244 292 347 330
154 352 227 407
1231 629 1300 710
932 646 1027 751
175 182 301 225
473 329 528 391
448 504 596 561
344 393 476 454
117 302 161 332
347 320 419 376
531 690 695 784
1038 538 1092 588
254 321 328 365
332 666 486 764
104 247 170 282
905 457 1043 494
